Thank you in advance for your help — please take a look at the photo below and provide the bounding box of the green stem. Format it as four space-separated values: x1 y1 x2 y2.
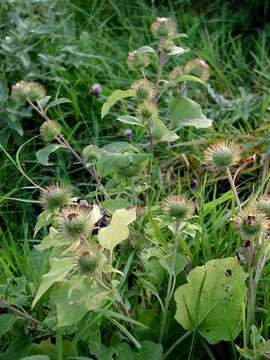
159 229 179 344
56 327 63 360
0 299 40 327
246 241 255 345
225 166 242 212
130 177 137 206
162 331 192 359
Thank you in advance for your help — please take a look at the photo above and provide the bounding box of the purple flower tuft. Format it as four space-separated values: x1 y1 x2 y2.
91 83 102 97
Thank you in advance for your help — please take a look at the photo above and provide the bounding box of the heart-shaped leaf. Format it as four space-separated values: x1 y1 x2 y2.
98 207 136 251
32 257 75 308
174 257 247 344
169 96 212 129
52 278 110 327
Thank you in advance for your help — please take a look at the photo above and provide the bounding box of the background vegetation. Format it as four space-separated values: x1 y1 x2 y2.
0 0 269 359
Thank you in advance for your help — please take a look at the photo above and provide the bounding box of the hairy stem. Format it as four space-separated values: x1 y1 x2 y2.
0 299 40 327
28 99 109 198
246 241 255 345
130 177 137 206
159 227 179 344
225 166 242 212
146 124 154 192
155 50 165 96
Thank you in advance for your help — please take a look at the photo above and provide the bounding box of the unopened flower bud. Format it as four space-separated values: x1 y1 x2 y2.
234 210 269 241
131 79 156 102
127 50 151 71
204 141 241 170
78 251 101 275
169 65 184 81
124 128 133 141
11 81 46 102
150 17 176 39
184 58 210 81
40 120 62 142
82 144 100 165
136 101 159 124
58 206 92 240
162 195 195 220
256 196 270 218
159 39 175 53
39 183 73 211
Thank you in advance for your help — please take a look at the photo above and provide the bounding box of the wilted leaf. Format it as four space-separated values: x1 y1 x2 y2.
32 257 75 308
169 96 212 128
98 207 136 251
36 144 63 166
174 257 247 344
101 90 133 118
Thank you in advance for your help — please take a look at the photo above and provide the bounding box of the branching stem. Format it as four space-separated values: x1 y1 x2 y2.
225 166 242 212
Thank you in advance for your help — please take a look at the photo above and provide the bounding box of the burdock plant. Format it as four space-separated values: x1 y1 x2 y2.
204 141 242 211
234 208 270 347
101 15 212 201
204 140 270 347
159 194 195 343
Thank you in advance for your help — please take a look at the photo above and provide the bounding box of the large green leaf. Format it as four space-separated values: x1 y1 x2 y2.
52 278 110 327
0 336 32 360
36 144 64 166
152 117 178 143
101 90 133 118
35 227 69 251
0 314 16 337
30 338 77 359
174 257 247 344
169 96 212 128
98 207 136 251
135 341 163 360
32 257 75 308
97 143 148 178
